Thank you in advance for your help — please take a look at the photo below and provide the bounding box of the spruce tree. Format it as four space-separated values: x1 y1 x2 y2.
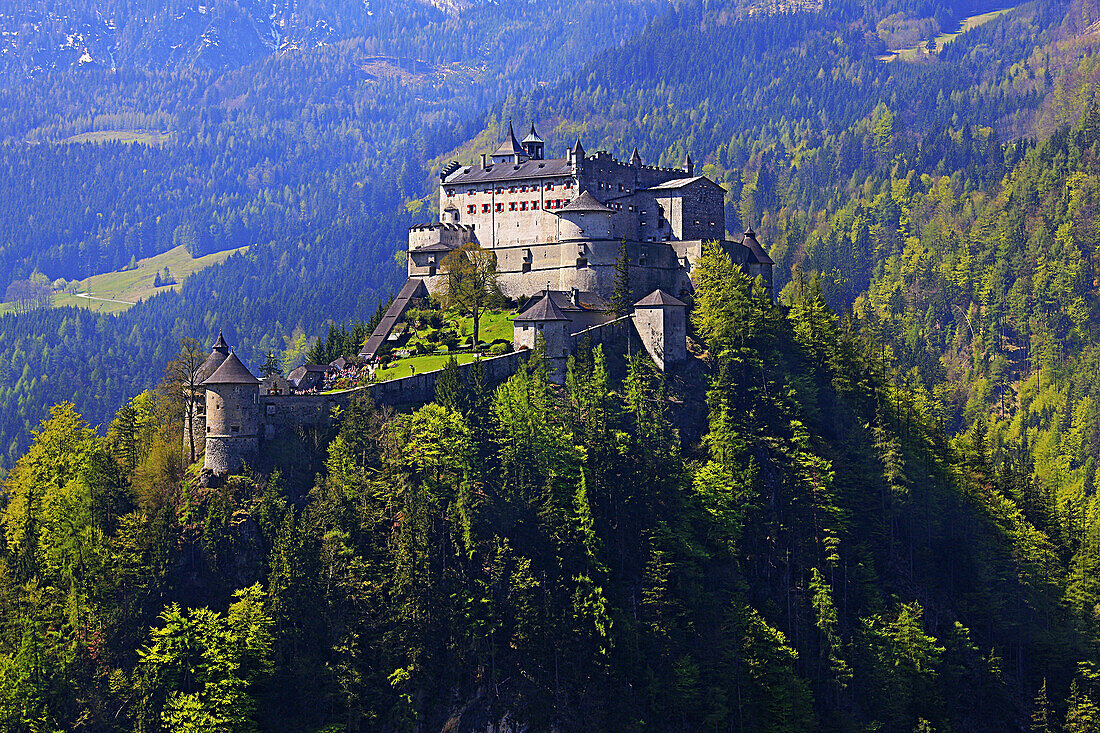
609 239 631 317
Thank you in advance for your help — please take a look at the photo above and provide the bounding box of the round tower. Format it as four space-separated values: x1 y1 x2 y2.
557 191 613 241
184 332 230 463
202 351 260 475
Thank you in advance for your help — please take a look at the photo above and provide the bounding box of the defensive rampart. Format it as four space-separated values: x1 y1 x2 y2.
258 350 531 439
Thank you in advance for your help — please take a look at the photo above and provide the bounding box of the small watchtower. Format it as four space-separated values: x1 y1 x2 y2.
202 351 260 475
184 332 230 463
514 290 571 383
632 289 687 371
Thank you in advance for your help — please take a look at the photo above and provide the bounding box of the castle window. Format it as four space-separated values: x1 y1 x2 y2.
628 205 635 212
709 221 715 226
468 189 475 195
496 187 503 194
565 181 574 189
520 185 527 192
522 262 532 272
694 219 700 225
429 265 437 276
467 205 476 214
576 257 588 269
207 426 211 433
482 204 490 213
520 202 528 211
545 183 554 191
495 203 503 212
618 184 624 191
531 200 539 209
509 202 517 211
657 219 664 229
231 425 240 433
446 189 454 197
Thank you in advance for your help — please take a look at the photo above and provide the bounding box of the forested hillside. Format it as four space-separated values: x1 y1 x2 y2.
2 250 1094 730
5 0 1100 728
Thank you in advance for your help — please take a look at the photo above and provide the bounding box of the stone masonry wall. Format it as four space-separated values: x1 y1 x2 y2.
257 350 532 442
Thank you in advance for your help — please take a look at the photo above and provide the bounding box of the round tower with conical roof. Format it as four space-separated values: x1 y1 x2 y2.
202 349 260 474
184 332 231 463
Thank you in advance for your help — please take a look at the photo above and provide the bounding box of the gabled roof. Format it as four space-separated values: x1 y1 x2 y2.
522 124 543 144
514 292 569 322
493 122 526 158
443 157 573 185
635 289 687 308
518 289 608 314
203 352 259 385
643 176 723 191
560 191 612 213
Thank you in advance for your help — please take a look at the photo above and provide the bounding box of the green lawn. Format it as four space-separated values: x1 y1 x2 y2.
451 308 514 343
878 5 1016 61
375 352 483 381
0 244 247 315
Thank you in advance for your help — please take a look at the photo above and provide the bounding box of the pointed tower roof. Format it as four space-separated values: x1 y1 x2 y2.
682 152 694 175
514 290 570 322
196 332 231 382
635 289 687 308
493 121 526 158
571 138 585 157
560 190 612 213
522 123 543 144
202 352 259 385
741 228 774 265
630 147 643 166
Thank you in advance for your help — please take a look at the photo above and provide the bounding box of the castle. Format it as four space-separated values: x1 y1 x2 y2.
187 127 774 476
405 122 773 300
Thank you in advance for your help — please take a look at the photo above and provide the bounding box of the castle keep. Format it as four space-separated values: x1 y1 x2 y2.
406 123 773 300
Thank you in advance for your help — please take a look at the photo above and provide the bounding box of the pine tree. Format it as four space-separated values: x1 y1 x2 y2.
608 239 632 317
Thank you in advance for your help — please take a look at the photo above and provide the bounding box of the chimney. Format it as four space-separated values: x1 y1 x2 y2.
480 153 488 169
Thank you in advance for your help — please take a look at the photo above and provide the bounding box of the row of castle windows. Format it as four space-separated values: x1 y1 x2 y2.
448 181 576 197
468 199 570 214
596 182 630 193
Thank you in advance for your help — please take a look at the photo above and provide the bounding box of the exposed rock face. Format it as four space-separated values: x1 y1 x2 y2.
0 0 464 72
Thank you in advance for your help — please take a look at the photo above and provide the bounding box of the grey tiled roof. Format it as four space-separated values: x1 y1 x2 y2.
735 229 774 265
203 352 259 385
518 289 608 314
560 191 612 213
514 292 569 322
643 176 721 191
635 289 687 308
359 278 430 360
444 157 574 185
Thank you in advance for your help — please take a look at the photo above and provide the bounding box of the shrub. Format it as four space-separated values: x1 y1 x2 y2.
489 342 512 356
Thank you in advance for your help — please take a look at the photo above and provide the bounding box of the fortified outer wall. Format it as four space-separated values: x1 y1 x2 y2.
258 350 532 438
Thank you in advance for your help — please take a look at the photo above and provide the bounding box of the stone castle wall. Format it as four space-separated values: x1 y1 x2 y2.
256 350 532 438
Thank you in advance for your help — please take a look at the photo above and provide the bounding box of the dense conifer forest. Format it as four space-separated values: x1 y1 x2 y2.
4 0 1100 727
